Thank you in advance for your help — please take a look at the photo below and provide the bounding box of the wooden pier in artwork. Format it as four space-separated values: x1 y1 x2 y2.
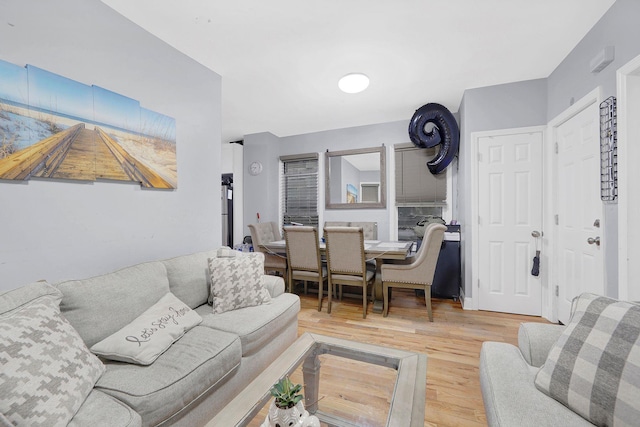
0 123 173 188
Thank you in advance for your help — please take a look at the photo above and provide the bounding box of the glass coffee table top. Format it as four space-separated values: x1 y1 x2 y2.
207 333 427 427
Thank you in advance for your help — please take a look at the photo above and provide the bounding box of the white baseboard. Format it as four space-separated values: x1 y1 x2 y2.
459 288 475 310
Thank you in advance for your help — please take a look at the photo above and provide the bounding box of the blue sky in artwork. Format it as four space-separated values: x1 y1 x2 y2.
0 62 176 140
27 65 93 119
0 59 29 104
141 108 176 142
93 85 140 133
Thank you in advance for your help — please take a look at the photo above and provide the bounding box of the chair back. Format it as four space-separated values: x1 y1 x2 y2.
248 222 281 252
284 226 322 272
323 227 366 276
324 221 377 240
404 223 446 284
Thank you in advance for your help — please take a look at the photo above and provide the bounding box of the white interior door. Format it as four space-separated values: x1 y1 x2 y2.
555 101 604 323
478 130 543 315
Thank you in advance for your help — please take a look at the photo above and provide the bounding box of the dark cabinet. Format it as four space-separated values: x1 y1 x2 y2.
432 225 461 300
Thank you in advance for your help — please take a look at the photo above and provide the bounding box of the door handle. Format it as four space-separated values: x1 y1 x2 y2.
587 236 601 246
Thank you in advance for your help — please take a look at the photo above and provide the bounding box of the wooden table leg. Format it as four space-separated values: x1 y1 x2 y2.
372 259 384 314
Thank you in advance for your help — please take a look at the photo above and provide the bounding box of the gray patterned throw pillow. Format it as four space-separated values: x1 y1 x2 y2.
534 293 640 426
0 283 105 426
208 252 271 314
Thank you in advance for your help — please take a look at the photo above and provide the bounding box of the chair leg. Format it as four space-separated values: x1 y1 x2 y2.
425 284 433 322
327 279 332 314
317 280 323 312
362 284 367 319
383 283 390 317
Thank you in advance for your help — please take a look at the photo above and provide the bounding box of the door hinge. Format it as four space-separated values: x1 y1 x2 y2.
555 142 559 154
478 152 483 162
478 279 480 289
478 216 481 225
554 214 559 225
555 285 559 297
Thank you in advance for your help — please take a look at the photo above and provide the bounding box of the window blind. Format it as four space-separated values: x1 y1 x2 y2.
361 183 379 203
395 145 447 204
280 153 319 227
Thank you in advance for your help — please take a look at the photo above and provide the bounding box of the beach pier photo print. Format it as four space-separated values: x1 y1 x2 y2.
0 59 177 189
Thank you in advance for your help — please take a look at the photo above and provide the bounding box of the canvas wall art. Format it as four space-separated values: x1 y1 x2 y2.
0 59 177 189
346 183 358 203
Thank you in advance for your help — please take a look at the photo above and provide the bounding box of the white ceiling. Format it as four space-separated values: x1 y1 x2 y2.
101 0 615 144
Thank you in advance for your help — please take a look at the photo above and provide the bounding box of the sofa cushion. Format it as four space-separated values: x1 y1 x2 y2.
95 325 241 426
161 250 218 309
91 292 202 365
56 261 170 347
480 342 593 426
518 323 566 368
0 282 105 426
69 389 141 427
208 252 271 314
196 292 300 357
535 293 640 426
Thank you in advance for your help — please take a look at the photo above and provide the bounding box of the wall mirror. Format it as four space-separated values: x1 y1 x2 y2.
325 146 386 209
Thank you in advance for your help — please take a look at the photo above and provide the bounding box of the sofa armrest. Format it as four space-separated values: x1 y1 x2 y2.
518 323 565 367
261 275 285 298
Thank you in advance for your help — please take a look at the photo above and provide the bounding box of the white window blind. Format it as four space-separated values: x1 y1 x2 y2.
395 145 447 205
280 153 319 227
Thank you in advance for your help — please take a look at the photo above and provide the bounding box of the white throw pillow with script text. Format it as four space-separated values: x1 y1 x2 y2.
90 292 202 365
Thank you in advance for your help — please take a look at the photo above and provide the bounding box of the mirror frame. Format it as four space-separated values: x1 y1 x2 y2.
325 146 386 209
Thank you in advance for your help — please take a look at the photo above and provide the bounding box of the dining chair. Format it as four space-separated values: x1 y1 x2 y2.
323 226 375 319
283 226 328 311
381 223 446 321
248 222 287 287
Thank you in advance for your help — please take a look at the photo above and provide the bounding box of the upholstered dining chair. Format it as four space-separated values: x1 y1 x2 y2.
381 223 446 321
248 222 287 287
323 226 375 318
283 226 328 312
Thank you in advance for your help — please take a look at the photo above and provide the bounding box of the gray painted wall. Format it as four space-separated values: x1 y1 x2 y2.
242 120 411 240
457 79 548 298
546 0 640 298
457 0 640 301
0 0 222 290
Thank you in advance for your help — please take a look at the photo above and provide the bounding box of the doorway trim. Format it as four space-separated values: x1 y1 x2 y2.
617 54 640 301
546 86 603 322
470 125 546 313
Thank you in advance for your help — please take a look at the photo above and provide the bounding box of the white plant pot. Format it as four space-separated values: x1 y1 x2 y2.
261 400 320 427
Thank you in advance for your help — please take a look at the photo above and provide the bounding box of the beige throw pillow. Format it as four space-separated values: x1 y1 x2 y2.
208 252 271 314
0 284 105 426
91 292 202 365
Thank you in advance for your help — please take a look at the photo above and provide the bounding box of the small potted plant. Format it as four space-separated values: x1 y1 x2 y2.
261 376 319 427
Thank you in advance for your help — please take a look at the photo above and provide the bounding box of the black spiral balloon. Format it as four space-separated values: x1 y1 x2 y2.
408 102 460 174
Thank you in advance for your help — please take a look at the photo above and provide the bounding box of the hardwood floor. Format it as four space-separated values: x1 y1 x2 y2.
295 289 551 427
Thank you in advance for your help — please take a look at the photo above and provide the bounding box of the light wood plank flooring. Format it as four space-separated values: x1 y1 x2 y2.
295 289 551 427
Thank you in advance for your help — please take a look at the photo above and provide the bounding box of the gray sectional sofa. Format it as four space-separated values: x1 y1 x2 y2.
2 249 300 426
480 323 593 426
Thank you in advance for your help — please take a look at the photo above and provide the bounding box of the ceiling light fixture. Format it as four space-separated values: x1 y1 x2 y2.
338 73 369 94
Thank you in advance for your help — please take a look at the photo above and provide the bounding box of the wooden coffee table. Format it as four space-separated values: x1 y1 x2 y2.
207 332 426 427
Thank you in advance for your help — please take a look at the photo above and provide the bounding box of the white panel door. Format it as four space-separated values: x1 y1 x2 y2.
478 130 543 315
556 101 604 324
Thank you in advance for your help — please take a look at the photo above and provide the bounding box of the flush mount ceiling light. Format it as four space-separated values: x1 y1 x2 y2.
338 73 370 94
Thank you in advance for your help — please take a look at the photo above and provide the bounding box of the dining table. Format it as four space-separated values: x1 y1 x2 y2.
261 239 413 314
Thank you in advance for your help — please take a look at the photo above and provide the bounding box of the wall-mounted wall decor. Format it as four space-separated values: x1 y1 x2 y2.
0 59 177 188
346 184 358 203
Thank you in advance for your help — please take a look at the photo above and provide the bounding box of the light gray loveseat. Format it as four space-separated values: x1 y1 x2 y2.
480 323 593 426
2 249 300 426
